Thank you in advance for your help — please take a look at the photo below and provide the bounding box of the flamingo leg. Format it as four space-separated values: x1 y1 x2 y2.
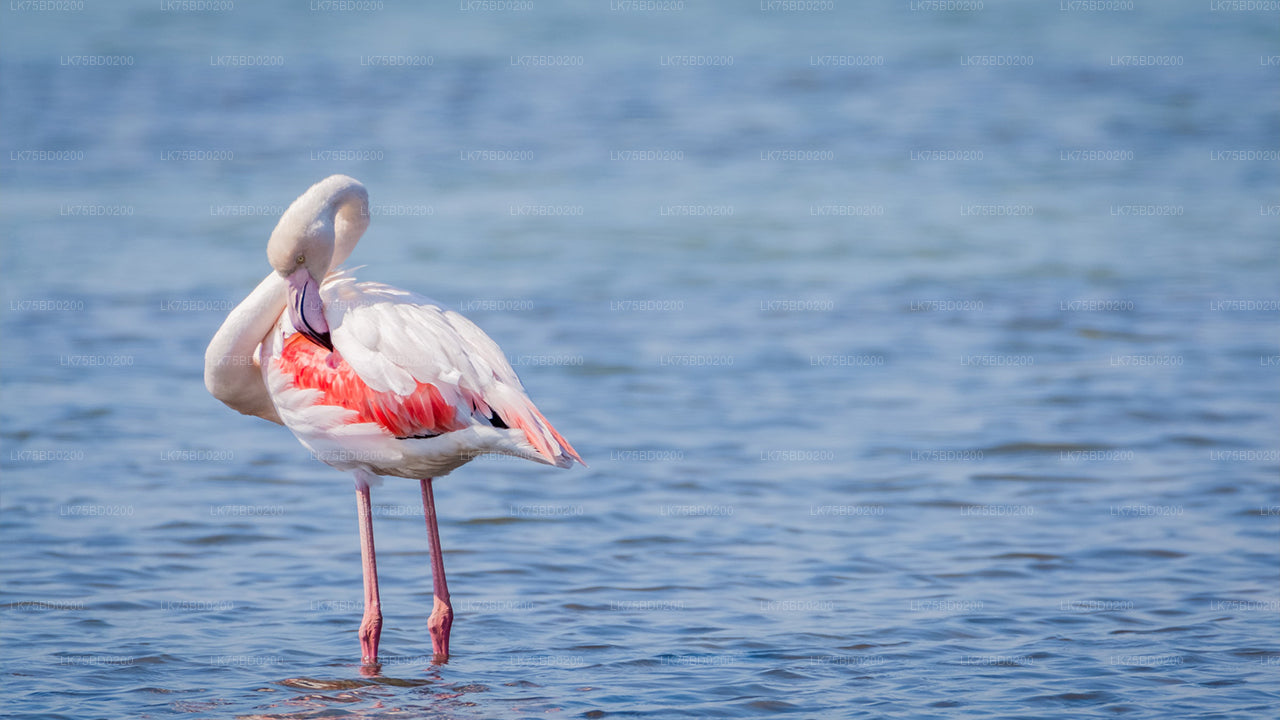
356 484 382 665
420 478 453 658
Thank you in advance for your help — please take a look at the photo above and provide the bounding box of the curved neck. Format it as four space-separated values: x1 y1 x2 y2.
269 175 369 272
331 181 370 268
208 176 370 424
204 272 287 424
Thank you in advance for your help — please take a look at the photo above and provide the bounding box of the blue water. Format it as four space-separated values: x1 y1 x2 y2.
3 3 1278 718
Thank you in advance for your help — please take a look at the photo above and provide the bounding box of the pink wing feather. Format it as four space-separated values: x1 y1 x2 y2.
280 272 582 466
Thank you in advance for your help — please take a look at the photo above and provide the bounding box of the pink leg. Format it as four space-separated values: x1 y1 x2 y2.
420 478 452 658
356 484 382 665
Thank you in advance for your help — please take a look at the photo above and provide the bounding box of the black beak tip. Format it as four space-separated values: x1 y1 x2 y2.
302 328 334 352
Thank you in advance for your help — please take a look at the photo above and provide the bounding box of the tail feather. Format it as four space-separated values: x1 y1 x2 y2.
531 405 584 466
478 384 583 467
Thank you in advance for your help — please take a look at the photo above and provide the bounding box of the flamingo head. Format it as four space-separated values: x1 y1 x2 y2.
266 176 368 351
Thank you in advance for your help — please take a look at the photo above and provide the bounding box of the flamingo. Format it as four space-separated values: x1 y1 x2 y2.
204 175 583 665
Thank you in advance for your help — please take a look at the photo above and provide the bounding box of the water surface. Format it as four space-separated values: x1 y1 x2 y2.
2 3 1278 718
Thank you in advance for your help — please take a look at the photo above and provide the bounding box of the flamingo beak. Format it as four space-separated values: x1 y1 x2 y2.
285 267 333 351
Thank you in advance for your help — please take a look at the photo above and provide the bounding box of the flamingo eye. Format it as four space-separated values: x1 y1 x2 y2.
296 254 305 265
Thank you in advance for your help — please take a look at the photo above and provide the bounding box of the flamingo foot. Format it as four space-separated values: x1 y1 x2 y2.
359 606 383 665
428 595 452 658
